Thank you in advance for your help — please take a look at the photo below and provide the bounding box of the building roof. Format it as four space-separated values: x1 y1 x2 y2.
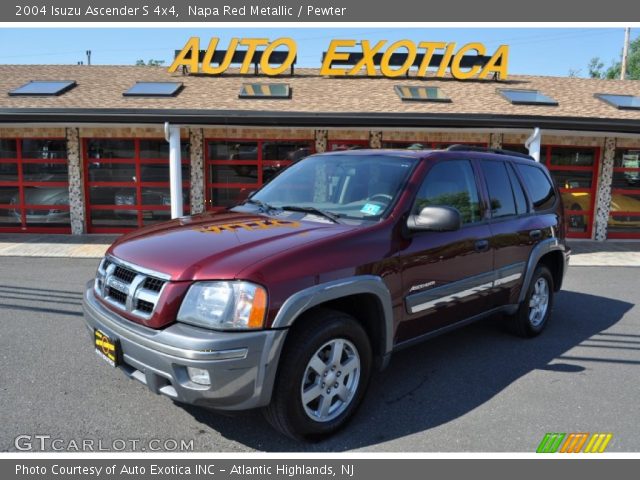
1 65 640 132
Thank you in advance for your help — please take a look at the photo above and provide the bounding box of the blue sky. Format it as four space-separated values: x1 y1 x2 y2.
0 27 637 77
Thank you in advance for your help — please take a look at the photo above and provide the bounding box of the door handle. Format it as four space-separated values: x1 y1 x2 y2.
475 239 490 252
529 229 542 241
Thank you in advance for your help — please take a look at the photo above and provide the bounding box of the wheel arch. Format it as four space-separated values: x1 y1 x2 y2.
271 276 394 370
519 238 568 304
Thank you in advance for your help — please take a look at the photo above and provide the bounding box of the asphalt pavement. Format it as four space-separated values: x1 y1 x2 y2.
0 257 638 452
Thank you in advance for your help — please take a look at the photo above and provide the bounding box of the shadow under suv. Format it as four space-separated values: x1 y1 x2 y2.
83 145 570 440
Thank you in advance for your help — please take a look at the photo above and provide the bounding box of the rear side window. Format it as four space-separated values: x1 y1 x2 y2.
481 160 516 218
414 160 482 224
507 163 529 214
515 163 556 211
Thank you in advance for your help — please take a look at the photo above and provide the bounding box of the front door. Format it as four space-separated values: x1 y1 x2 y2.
396 159 493 343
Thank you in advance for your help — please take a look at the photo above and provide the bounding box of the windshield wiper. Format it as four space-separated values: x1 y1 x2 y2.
280 205 342 224
244 198 279 213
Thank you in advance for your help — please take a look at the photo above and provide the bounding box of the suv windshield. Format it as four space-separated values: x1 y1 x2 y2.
240 154 417 222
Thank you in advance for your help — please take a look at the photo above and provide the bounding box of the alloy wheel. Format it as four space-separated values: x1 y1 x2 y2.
529 277 550 327
300 338 361 423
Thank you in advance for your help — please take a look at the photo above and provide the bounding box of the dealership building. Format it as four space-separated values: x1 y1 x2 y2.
1 63 640 239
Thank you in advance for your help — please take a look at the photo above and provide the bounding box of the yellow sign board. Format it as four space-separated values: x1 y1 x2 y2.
169 37 509 80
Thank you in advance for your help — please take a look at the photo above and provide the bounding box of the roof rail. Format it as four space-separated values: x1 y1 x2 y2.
445 144 535 161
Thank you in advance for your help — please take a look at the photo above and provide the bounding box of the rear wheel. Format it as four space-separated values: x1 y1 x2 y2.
506 265 554 337
264 309 372 440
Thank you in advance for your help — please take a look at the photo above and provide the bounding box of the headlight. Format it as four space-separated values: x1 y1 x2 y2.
177 281 267 330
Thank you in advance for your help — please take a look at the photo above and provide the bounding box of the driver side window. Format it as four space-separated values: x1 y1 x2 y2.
413 160 482 224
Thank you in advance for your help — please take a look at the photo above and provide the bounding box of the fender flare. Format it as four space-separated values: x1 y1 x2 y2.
271 275 395 362
519 237 567 304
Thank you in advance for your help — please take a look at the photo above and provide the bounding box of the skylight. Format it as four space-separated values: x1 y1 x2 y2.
9 80 76 96
498 88 558 106
394 85 451 102
123 82 183 97
239 83 291 99
595 93 640 110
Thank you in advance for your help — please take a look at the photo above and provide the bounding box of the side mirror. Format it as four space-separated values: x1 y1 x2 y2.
407 206 461 232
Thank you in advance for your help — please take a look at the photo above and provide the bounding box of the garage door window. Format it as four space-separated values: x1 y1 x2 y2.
84 138 190 233
0 138 70 233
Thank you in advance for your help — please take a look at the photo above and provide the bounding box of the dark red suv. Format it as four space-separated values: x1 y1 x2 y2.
83 146 570 439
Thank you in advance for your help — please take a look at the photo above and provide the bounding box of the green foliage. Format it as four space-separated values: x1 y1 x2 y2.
588 36 640 80
416 192 480 224
135 59 165 67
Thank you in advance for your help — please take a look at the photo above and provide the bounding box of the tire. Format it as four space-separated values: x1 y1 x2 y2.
263 308 372 440
506 265 554 338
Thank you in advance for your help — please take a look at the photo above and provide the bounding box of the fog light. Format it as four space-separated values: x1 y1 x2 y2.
187 367 211 385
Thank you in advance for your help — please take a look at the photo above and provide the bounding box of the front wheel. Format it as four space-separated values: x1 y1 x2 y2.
505 265 554 338
263 309 372 440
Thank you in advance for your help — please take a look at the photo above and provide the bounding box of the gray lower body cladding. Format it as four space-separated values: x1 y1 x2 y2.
82 283 287 410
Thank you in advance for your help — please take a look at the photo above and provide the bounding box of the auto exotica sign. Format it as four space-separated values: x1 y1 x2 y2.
169 37 509 80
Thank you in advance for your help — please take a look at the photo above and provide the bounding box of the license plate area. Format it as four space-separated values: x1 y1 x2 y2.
94 329 120 367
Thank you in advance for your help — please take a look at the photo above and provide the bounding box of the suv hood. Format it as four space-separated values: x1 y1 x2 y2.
109 211 356 282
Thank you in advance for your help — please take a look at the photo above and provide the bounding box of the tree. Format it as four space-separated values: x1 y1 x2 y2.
588 36 640 80
135 59 165 67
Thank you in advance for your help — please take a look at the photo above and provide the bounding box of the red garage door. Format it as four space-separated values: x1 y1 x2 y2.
205 139 314 211
0 138 70 233
84 138 190 233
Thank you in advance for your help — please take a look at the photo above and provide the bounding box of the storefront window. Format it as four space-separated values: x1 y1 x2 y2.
84 138 190 232
0 138 70 233
550 147 595 167
549 170 593 189
206 139 314 210
0 139 17 158
208 141 259 160
87 139 135 159
380 141 487 149
139 139 190 160
546 146 599 237
0 163 18 182
608 148 640 238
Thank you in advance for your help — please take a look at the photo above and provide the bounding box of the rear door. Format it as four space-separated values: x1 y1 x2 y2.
479 159 537 307
396 158 494 342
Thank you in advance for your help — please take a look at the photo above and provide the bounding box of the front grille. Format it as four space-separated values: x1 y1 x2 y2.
143 277 164 292
113 265 137 283
94 256 168 320
107 286 127 305
136 299 154 314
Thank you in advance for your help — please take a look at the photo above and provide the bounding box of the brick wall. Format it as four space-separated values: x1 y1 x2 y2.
615 137 640 148
381 131 491 144
202 127 314 140
502 133 605 147
79 127 175 138
0 127 65 138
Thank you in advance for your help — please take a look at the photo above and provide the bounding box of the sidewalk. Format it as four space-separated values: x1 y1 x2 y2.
0 233 118 258
0 234 639 266
569 240 640 267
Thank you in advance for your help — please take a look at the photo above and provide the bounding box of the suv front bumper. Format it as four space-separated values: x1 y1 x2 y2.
82 283 287 410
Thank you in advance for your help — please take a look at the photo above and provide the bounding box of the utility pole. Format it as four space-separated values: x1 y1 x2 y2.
86 50 92 66
621 28 631 80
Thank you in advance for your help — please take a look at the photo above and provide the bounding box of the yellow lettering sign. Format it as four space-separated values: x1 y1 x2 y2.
479 44 509 80
168 36 200 73
320 39 356 76
170 37 296 75
261 37 297 75
170 37 509 80
450 42 485 80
